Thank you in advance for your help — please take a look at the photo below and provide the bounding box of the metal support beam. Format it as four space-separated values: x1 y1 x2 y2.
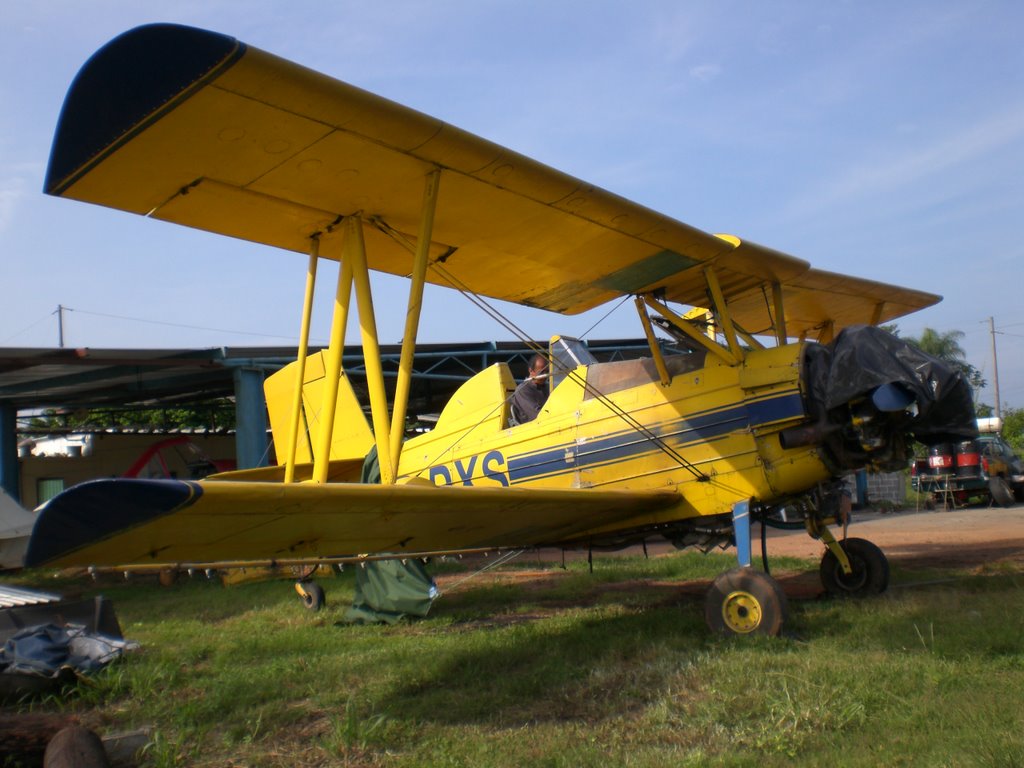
233 368 268 470
390 170 440 472
285 239 320 484
0 405 19 502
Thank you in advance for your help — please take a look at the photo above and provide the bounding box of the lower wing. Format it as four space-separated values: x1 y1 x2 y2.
26 478 683 569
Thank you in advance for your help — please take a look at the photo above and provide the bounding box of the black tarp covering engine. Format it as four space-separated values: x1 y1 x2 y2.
800 325 977 471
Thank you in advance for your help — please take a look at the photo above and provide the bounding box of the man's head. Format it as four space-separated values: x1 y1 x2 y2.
528 354 548 386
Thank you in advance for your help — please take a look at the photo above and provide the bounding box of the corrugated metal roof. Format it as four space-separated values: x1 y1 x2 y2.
0 340 652 413
0 584 62 609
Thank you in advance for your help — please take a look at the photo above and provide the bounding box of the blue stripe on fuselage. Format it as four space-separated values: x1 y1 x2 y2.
506 390 804 485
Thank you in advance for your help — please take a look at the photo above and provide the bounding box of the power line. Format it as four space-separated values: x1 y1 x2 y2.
62 307 316 344
1 312 55 344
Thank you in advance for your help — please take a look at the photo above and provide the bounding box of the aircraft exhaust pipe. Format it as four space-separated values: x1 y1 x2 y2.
779 422 837 450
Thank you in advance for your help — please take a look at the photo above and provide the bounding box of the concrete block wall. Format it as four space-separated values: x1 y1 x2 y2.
865 471 906 506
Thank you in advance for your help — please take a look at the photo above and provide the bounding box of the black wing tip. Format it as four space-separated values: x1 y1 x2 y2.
44 23 245 196
25 478 202 568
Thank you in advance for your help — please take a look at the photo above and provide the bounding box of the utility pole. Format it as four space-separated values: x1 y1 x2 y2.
989 316 1001 422
56 304 66 348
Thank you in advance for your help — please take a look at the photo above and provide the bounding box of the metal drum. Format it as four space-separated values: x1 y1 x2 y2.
927 443 955 475
954 440 981 478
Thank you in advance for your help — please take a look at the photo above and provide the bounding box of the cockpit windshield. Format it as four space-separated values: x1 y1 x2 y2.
549 335 597 389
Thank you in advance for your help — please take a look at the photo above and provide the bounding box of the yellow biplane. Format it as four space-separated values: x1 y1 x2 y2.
27 24 977 635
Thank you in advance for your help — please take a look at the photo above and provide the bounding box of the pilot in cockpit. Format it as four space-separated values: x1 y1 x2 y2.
510 354 549 425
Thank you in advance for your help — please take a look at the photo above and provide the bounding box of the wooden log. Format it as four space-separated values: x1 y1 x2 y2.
102 728 154 767
0 712 78 764
44 725 111 768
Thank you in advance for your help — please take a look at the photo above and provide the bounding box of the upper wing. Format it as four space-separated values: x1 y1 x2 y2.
25 478 682 569
46 23 938 327
713 236 940 339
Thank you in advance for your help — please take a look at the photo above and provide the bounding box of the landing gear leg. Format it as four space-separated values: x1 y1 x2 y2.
819 537 889 597
732 498 752 568
295 580 326 611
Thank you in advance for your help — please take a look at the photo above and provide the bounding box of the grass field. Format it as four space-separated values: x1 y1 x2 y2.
8 549 1024 767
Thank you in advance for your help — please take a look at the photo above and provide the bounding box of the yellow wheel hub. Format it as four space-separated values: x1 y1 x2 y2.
721 590 762 634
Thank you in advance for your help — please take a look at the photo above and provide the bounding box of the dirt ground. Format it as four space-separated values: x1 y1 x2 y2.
436 503 1024 603
764 503 1024 568
540 502 1024 570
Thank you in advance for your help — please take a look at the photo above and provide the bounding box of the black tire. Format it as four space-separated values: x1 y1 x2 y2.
820 538 889 597
298 581 326 611
704 567 788 637
989 476 1014 507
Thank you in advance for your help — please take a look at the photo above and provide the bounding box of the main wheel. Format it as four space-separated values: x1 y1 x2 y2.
704 567 788 637
295 580 326 611
989 476 1014 507
819 538 889 597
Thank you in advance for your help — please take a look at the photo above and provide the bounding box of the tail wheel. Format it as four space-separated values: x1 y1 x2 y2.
295 580 326 611
704 567 788 637
820 537 889 597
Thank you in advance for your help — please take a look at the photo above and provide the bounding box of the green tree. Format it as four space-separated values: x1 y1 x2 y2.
903 327 986 395
25 400 236 434
1002 406 1024 455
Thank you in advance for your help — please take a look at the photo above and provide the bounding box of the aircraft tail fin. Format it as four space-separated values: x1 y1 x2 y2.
264 352 374 465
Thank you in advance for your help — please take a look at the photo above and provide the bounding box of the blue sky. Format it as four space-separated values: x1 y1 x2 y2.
2 1 1023 410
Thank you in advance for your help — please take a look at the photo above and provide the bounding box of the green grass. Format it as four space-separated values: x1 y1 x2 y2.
7 551 1024 767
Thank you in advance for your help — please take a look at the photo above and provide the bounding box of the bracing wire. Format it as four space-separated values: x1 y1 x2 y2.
426 261 709 482
58 307 308 342
441 548 527 593
368 216 708 481
579 294 632 339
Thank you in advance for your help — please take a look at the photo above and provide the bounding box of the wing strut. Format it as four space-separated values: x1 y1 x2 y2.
642 295 738 365
389 170 441 473
312 236 355 484
344 216 397 485
704 266 745 362
770 282 788 346
284 237 320 484
633 296 671 386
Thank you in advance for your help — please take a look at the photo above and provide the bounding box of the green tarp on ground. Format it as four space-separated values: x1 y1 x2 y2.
343 446 438 625
344 558 438 625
